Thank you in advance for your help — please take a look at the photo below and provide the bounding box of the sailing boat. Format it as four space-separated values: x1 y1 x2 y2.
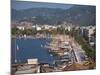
14 38 19 63
15 44 19 63
53 60 56 65
41 44 43 48
17 45 19 50
15 59 17 63
50 54 53 56
14 38 17 63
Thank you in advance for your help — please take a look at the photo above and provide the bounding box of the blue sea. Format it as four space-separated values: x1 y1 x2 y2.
11 38 55 64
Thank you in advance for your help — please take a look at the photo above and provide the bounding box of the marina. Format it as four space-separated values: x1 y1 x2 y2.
11 38 55 64
11 34 95 75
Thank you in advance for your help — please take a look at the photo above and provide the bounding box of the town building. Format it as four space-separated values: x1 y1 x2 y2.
79 25 96 47
17 26 25 30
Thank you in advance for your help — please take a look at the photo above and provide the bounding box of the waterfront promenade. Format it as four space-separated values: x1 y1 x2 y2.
47 34 87 63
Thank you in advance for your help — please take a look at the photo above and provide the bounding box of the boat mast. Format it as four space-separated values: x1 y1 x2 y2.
15 38 17 63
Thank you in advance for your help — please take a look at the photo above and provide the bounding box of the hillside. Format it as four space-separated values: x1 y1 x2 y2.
11 5 96 25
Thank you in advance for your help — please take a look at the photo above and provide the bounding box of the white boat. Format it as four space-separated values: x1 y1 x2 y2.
53 60 55 65
41 44 43 48
15 59 17 63
17 45 19 50
50 54 53 56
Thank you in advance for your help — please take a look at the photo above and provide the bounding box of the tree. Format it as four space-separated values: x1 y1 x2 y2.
11 27 19 35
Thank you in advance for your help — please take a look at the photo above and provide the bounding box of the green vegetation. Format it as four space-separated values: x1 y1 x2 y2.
70 29 95 61
56 26 71 35
11 27 19 35
11 27 37 36
12 6 96 25
11 27 23 36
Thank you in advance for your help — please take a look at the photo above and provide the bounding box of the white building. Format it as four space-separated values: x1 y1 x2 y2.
87 26 95 37
52 26 57 29
65 26 72 31
32 25 36 28
27 58 38 65
45 25 50 29
67 26 71 31
35 25 42 31
17 26 25 30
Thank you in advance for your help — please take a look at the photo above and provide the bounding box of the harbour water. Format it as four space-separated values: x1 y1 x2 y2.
11 38 55 64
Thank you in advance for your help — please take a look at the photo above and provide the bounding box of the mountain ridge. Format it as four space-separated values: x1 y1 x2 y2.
11 5 96 26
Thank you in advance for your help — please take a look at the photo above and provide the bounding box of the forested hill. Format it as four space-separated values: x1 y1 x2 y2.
11 5 96 25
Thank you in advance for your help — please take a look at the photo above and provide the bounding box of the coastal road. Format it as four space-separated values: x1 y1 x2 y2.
71 41 87 64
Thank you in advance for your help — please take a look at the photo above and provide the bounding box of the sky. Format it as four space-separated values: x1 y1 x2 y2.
11 0 73 10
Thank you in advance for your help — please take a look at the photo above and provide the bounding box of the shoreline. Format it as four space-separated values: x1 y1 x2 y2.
11 35 52 40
